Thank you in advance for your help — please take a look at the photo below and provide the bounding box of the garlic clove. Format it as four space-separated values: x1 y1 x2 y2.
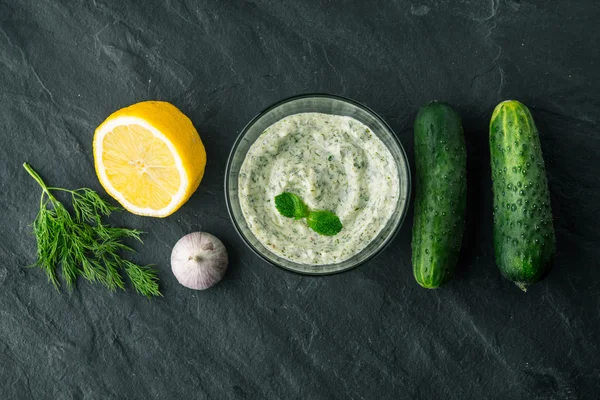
171 232 228 290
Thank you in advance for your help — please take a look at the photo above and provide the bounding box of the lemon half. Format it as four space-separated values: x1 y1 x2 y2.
93 101 206 217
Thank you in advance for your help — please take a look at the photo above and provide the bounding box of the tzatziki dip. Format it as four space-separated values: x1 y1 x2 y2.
238 112 400 265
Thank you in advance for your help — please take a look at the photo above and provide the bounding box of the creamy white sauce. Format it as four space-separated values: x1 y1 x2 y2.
239 112 400 265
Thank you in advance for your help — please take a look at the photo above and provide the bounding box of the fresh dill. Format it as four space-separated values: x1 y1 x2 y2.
23 163 161 298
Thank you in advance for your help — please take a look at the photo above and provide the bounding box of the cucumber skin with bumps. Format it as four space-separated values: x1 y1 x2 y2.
412 102 467 288
489 100 556 290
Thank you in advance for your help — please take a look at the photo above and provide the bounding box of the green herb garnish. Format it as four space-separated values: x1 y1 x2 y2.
274 192 342 236
275 192 309 219
307 210 343 236
23 163 160 298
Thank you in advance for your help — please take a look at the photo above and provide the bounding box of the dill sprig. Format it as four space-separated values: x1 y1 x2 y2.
23 163 161 298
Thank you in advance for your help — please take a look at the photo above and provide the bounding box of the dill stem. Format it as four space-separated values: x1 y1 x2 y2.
23 163 57 202
46 187 75 194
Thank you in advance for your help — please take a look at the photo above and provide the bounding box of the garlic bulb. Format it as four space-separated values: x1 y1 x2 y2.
170 232 228 290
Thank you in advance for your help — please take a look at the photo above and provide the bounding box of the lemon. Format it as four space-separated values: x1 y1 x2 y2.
93 101 206 217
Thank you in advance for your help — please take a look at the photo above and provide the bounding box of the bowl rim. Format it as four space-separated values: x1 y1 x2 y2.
224 92 411 276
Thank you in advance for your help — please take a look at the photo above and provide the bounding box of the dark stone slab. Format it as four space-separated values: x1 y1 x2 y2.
1 1 599 398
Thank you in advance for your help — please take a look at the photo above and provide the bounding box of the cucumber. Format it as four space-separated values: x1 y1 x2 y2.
412 101 467 288
489 100 556 291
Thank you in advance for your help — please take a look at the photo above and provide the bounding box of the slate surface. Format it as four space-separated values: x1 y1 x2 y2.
1 1 599 399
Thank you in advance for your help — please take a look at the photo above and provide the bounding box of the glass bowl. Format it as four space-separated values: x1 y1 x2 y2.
225 94 411 275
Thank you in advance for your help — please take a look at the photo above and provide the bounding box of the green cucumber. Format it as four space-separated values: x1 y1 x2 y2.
412 101 467 288
489 100 556 291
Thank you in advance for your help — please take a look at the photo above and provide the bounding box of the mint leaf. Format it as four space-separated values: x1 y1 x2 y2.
274 192 309 219
274 192 343 236
306 210 343 236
